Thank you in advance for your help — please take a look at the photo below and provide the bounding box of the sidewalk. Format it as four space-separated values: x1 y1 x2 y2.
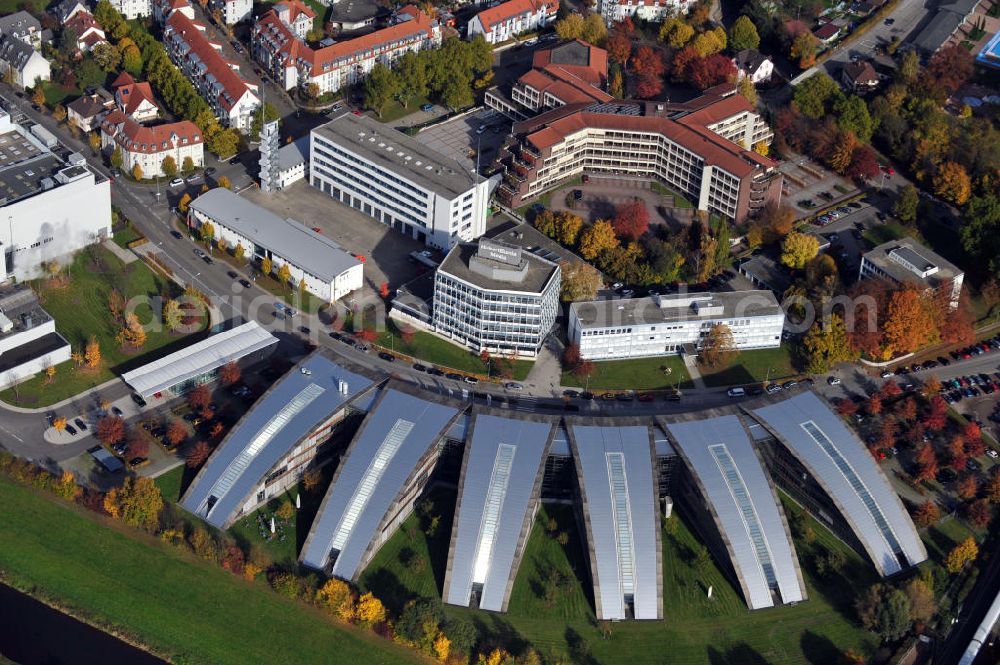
102 239 138 265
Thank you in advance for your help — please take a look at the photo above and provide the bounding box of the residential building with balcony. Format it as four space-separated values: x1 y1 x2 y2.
467 0 558 44
309 112 490 249
110 0 152 19
493 86 781 224
163 6 260 131
0 36 48 88
859 239 964 308
215 0 253 25
432 238 561 359
252 3 441 96
100 111 204 177
597 0 680 24
111 72 160 122
569 291 784 361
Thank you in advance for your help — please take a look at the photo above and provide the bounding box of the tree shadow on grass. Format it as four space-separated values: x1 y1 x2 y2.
471 612 529 659
565 627 600 665
707 643 772 665
362 567 412 618
800 631 842 665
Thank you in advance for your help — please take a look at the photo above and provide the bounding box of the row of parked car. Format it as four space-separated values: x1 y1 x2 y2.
326 331 484 384
940 372 1000 403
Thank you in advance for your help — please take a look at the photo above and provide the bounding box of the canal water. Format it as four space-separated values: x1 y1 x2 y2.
0 583 167 665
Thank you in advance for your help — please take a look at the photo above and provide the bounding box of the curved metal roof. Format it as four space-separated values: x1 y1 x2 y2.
749 391 927 576
300 388 459 578
569 422 661 620
181 352 374 528
444 413 554 612
664 414 804 609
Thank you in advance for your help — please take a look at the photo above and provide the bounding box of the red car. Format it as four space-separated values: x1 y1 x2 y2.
881 165 895 175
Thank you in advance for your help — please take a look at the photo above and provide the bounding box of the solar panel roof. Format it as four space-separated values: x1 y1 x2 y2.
444 413 554 612
181 353 374 528
300 388 460 578
749 392 927 576
569 422 661 620
664 414 804 609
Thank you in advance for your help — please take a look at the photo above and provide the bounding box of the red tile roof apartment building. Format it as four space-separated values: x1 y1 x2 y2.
252 2 441 95
487 40 611 118
100 111 205 177
494 85 780 224
162 3 260 131
467 0 559 44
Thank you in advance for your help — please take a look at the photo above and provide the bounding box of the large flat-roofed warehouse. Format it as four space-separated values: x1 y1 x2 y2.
181 352 377 528
749 392 928 576
443 413 555 612
122 321 276 398
663 412 805 610
568 421 662 620
309 112 491 250
187 188 363 303
300 386 462 578
569 290 784 361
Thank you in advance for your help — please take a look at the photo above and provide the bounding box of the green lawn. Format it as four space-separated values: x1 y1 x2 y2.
0 247 207 407
361 488 877 664
152 465 188 504
651 181 695 209
39 81 78 107
375 321 533 380
561 355 693 391
0 476 424 665
700 347 799 387
377 95 434 124
112 227 144 249
862 221 910 247
0 0 45 11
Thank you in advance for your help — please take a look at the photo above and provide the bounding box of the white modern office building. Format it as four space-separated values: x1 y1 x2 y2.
0 285 71 390
187 188 364 302
310 112 490 249
569 291 784 361
859 238 964 308
598 0 680 24
433 238 561 359
0 109 111 282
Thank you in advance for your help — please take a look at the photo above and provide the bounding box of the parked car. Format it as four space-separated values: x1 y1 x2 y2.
827 376 841 385
727 387 745 398
131 393 147 407
505 382 524 391
168 178 184 188
420 103 434 112
65 424 77 435
464 376 479 385
111 406 123 416
186 174 202 184
74 418 87 430
378 352 395 362
427 367 444 376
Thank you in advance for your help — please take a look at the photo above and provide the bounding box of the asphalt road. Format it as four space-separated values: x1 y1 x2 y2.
821 0 933 76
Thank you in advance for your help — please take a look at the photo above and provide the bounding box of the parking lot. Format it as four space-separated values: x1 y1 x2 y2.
241 182 433 295
778 156 862 219
414 108 510 173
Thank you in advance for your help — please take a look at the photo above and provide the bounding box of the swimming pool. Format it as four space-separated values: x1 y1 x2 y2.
976 30 1000 69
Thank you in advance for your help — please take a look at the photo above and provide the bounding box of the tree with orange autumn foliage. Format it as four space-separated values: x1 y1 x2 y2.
883 284 938 358
911 500 940 528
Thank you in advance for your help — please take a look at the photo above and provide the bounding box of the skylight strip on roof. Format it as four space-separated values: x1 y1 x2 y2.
709 444 778 590
330 418 415 551
800 420 905 560
205 382 325 513
606 452 636 599
471 443 516 585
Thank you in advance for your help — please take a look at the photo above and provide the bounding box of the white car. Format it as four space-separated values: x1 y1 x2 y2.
504 382 523 391
168 178 184 188
987 449 998 459
827 376 841 385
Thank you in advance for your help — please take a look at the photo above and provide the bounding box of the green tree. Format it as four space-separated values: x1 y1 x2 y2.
659 17 695 48
802 315 856 373
161 155 177 177
364 63 401 118
790 31 817 69
92 42 122 71
122 44 142 76
102 476 164 531
394 51 428 109
780 232 820 269
898 49 919 84
793 73 844 119
206 128 239 158
163 299 183 331
728 15 760 50
199 221 215 243
894 185 920 223
181 155 195 175
960 195 1000 279
74 59 106 90
555 13 584 40
856 584 912 642
835 96 874 143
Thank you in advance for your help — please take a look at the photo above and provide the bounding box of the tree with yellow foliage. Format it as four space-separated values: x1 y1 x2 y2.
131 163 143 182
932 161 971 205
53 416 67 432
178 192 192 214
102 477 164 531
780 232 820 269
277 263 292 289
54 470 81 501
578 220 619 260
261 256 273 277
242 562 262 581
945 537 978 573
477 648 514 665
45 364 56 383
753 141 768 156
659 17 694 48
355 592 386 624
432 632 451 662
315 578 355 621
84 336 101 368
117 311 147 348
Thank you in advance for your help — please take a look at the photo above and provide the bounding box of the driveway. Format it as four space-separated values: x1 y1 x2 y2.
546 178 690 230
